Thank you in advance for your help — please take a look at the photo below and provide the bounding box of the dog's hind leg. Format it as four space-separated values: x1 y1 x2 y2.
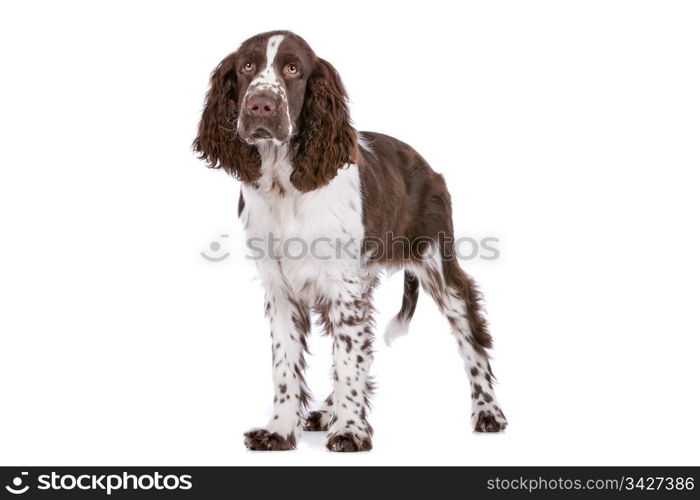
411 246 507 432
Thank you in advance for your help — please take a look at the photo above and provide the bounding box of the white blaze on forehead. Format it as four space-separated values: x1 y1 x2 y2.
250 34 286 90
266 34 285 68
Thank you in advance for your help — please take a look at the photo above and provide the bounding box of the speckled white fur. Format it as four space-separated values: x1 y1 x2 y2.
240 145 374 447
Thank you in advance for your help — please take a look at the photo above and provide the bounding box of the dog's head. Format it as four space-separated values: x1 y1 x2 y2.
193 31 358 191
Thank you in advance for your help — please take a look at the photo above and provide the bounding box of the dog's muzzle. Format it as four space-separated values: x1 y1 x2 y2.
240 90 291 144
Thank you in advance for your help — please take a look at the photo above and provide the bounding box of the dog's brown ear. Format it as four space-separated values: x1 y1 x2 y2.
290 58 358 192
193 52 261 183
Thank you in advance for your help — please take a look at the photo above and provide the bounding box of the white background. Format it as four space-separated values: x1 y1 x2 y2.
1 0 699 466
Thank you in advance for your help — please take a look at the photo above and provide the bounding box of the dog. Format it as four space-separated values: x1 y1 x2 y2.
194 31 507 451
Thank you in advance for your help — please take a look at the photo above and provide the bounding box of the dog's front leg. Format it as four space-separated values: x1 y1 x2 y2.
318 276 375 452
244 280 310 451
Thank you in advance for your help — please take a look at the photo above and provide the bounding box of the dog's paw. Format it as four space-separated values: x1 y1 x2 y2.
326 432 372 452
303 411 330 431
473 407 508 432
244 429 296 451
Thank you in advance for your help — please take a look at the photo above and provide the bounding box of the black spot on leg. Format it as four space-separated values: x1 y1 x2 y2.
470 367 479 377
338 334 353 353
279 384 287 394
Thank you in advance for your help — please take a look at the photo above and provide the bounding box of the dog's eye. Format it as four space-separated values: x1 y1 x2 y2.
242 62 256 74
285 63 299 77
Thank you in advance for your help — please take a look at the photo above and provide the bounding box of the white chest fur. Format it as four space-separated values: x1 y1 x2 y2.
240 149 365 299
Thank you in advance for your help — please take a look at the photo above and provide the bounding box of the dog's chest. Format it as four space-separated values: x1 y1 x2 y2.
240 162 365 260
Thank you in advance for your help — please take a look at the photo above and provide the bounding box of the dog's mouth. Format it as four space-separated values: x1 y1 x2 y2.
250 127 273 140
239 118 292 144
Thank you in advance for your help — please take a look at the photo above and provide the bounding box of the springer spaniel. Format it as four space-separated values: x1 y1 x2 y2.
194 31 507 451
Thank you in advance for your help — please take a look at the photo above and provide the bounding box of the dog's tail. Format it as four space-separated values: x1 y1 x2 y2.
383 270 419 345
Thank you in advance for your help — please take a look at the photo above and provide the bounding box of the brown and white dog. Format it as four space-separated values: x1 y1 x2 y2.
194 31 507 451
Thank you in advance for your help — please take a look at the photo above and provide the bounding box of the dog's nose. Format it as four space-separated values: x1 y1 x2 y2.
246 95 277 117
